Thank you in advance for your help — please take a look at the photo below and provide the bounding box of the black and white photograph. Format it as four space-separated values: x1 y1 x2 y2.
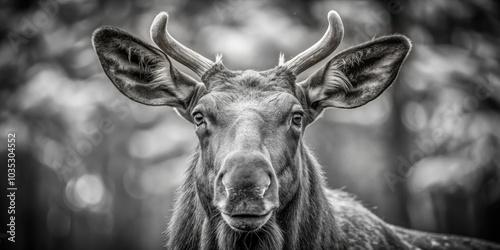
1 0 500 249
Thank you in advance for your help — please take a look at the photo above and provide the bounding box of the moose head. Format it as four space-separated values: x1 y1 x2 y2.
93 10 412 249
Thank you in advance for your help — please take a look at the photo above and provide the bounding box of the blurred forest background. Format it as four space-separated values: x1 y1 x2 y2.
1 0 499 249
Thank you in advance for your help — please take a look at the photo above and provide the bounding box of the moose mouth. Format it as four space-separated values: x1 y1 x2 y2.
221 212 273 232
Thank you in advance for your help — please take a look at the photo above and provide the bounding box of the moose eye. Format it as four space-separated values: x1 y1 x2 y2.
292 113 303 126
193 113 205 126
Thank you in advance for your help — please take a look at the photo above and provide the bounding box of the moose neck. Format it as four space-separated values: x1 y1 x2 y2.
166 141 345 250
275 143 344 249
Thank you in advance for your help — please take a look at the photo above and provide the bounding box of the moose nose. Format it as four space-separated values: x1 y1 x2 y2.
221 152 272 198
215 151 279 231
215 151 278 206
222 168 270 199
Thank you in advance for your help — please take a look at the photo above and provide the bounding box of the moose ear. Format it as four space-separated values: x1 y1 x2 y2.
92 26 204 122
299 35 411 115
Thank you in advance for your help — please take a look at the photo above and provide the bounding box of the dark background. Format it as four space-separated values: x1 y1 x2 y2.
1 0 499 249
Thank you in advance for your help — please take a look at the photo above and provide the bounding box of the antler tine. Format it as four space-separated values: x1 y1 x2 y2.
151 12 214 77
283 10 344 75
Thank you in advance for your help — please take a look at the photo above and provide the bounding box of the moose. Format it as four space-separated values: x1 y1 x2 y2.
92 10 500 250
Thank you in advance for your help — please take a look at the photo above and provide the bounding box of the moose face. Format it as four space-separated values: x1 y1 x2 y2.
92 11 411 232
194 68 302 231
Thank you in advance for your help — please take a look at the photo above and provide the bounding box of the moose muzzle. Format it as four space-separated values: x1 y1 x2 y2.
215 151 279 231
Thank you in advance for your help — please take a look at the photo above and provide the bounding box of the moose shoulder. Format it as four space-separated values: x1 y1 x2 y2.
92 10 500 250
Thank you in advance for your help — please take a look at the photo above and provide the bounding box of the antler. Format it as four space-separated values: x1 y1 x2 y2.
282 10 344 75
151 12 214 77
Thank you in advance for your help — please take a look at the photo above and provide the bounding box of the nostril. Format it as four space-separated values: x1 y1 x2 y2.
225 187 231 198
220 173 227 187
256 175 272 198
257 186 267 198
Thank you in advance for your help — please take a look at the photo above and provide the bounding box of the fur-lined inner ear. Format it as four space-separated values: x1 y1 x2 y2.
300 35 411 114
306 60 354 107
123 44 173 89
92 26 204 122
115 38 175 99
